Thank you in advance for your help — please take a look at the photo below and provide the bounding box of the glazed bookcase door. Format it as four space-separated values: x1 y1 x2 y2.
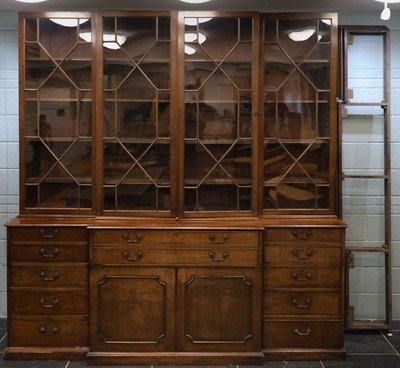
100 12 175 215
261 14 338 214
178 12 259 216
20 13 94 214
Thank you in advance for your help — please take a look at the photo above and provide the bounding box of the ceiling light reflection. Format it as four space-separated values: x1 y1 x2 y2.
288 29 316 42
50 18 89 27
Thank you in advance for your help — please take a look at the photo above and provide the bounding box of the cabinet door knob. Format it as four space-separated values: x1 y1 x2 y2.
292 248 313 260
39 325 59 336
40 270 59 281
40 247 60 258
292 229 312 240
40 297 59 308
40 228 58 239
209 233 228 244
123 232 142 244
209 251 228 262
294 328 311 336
123 251 143 262
292 296 311 308
291 271 312 281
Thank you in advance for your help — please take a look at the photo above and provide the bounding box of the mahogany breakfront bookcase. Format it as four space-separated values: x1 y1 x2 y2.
5 11 346 364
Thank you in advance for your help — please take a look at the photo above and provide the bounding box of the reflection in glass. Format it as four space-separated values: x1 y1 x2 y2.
262 16 332 211
23 17 93 210
183 16 254 213
102 15 171 212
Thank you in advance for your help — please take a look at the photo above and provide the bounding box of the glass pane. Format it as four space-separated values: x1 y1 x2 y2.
347 35 384 104
25 181 91 209
349 252 386 321
38 18 92 60
23 16 93 212
264 102 320 140
262 16 332 212
183 15 254 213
342 114 385 176
102 16 171 213
185 185 250 212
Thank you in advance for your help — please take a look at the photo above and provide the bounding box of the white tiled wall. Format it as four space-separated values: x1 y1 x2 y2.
0 11 19 318
0 10 399 320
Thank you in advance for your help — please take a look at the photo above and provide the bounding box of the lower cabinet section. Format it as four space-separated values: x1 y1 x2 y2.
5 219 346 363
88 266 262 364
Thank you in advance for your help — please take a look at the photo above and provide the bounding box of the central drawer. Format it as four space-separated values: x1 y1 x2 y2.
91 229 260 246
91 229 261 267
91 245 260 266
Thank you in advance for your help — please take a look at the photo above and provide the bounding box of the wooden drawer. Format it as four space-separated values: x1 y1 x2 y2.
10 244 88 263
10 227 88 243
264 290 341 316
264 228 342 244
264 266 341 288
91 229 259 246
9 266 88 288
91 246 260 267
9 317 87 347
263 320 343 349
264 246 342 265
9 289 88 316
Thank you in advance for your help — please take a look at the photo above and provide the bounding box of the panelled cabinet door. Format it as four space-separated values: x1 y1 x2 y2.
21 14 94 213
261 14 338 214
177 268 261 352
178 13 258 216
100 13 175 215
89 267 176 352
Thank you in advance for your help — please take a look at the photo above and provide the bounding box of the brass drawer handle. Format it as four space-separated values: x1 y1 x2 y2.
292 229 312 241
40 270 59 281
292 297 311 308
40 297 59 308
40 228 58 239
291 271 312 281
123 232 142 244
39 325 59 336
123 251 143 262
209 251 228 262
209 233 229 244
40 247 60 258
294 328 311 336
292 248 313 260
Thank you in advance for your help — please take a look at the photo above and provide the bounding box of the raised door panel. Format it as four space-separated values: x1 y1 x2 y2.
90 267 175 352
177 268 261 352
